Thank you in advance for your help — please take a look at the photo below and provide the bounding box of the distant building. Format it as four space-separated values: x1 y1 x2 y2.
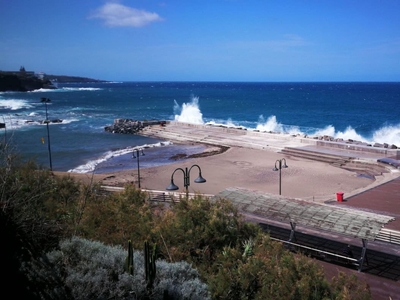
0 66 39 79
36 72 45 80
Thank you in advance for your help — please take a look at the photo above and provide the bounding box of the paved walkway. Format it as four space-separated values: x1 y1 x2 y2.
330 176 400 231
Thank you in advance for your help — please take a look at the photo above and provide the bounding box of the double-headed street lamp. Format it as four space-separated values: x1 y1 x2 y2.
166 164 206 199
41 97 52 171
132 149 145 188
273 158 288 195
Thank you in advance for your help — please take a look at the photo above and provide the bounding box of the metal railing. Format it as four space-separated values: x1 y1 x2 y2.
270 237 360 266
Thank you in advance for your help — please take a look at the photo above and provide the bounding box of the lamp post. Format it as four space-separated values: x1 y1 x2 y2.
0 122 5 144
166 164 206 199
132 149 145 188
41 97 52 171
273 158 288 195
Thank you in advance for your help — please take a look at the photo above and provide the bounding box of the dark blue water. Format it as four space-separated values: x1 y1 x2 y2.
1 82 399 172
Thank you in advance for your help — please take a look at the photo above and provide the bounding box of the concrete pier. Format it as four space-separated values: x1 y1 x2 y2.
140 121 400 162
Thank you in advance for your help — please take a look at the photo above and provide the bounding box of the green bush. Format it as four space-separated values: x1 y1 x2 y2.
0 147 75 299
44 236 210 300
151 196 260 267
76 184 154 246
208 235 332 299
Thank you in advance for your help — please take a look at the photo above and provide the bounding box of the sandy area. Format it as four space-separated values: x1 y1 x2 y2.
55 144 398 203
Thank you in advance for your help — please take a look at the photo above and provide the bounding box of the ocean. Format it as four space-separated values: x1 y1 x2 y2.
1 82 399 173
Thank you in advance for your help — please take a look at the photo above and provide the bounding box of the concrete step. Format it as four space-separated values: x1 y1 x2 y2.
376 228 400 245
280 147 352 164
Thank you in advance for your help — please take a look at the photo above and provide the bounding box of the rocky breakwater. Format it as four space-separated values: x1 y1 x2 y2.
315 135 398 149
104 119 165 134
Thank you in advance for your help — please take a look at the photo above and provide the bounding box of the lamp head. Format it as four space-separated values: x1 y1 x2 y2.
166 180 179 191
132 149 145 159
282 161 288 168
194 173 206 183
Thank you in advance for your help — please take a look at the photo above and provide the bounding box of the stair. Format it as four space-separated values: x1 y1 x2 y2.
280 147 391 176
376 228 400 245
280 147 353 165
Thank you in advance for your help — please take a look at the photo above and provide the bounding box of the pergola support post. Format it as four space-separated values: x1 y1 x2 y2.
358 239 369 272
289 222 297 242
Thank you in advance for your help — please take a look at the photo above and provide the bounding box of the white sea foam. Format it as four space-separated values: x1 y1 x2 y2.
58 118 79 124
1 116 77 130
334 126 367 142
256 115 283 132
308 124 400 145
34 118 78 126
0 99 33 110
29 88 58 93
312 125 336 137
68 141 173 173
68 150 115 174
205 119 247 130
61 87 103 91
176 97 400 146
174 95 204 124
372 124 400 146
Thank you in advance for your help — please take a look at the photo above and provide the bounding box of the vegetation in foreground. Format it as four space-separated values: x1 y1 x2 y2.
1 145 372 299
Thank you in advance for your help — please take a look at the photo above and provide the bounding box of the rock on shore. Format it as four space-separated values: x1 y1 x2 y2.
104 119 165 134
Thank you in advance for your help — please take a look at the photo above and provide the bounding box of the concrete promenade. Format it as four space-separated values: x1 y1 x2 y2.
141 121 400 159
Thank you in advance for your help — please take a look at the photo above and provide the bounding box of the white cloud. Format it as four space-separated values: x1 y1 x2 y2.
89 3 163 27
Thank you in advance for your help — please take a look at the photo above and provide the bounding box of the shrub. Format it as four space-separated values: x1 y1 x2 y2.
152 196 260 267
330 272 372 300
76 184 154 247
44 236 210 300
0 146 73 299
209 235 332 300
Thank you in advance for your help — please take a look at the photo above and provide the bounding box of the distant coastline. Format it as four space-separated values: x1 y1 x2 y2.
0 67 107 92
44 75 107 84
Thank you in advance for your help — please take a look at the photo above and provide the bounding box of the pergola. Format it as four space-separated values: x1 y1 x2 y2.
213 187 395 272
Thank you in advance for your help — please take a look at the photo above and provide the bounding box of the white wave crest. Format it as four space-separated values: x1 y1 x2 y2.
29 88 58 93
312 125 336 137
373 124 400 146
56 118 79 125
61 87 103 91
171 95 400 146
174 95 204 124
256 115 302 135
68 141 173 173
254 115 400 146
256 115 283 132
205 119 247 130
335 126 367 142
0 99 33 110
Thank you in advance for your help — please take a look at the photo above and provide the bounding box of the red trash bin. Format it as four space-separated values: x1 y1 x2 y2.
336 192 344 202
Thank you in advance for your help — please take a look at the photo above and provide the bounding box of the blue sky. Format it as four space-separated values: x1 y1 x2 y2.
1 0 399 81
